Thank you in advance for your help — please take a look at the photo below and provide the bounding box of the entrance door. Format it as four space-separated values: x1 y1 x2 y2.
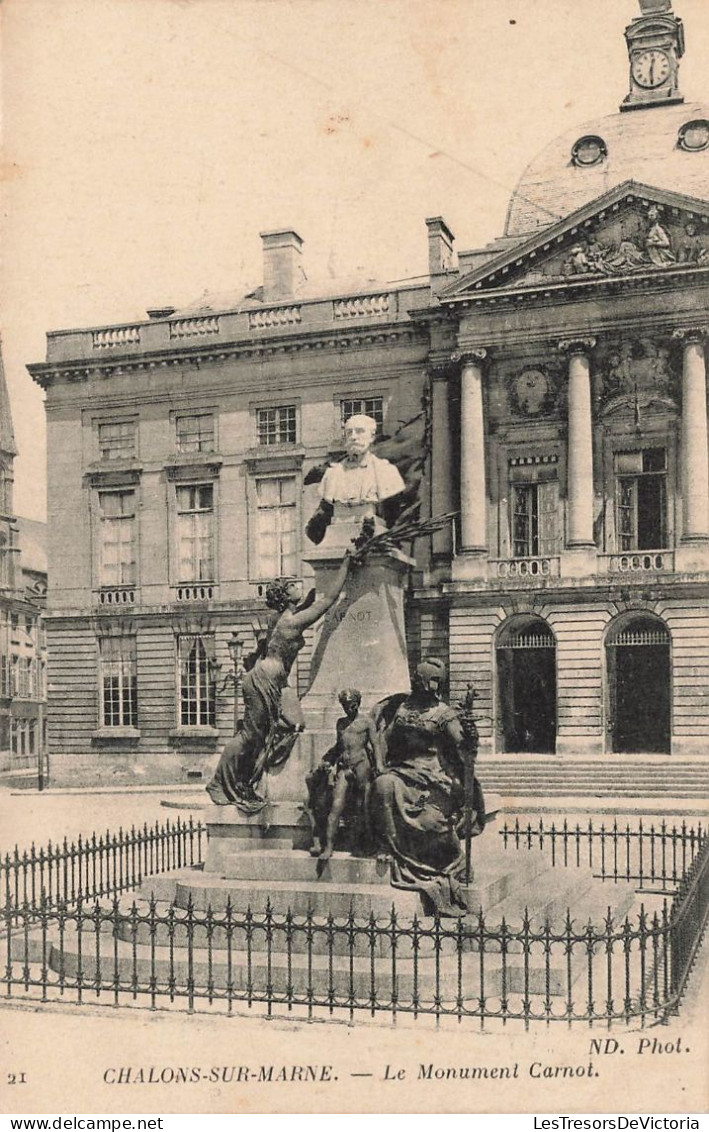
497 619 557 753
607 617 671 753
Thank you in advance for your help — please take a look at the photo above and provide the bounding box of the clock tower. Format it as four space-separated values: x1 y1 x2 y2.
621 0 685 112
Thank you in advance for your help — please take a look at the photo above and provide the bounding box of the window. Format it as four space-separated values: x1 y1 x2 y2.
571 135 607 167
99 636 138 728
178 634 216 727
615 448 668 551
11 718 38 757
176 484 214 582
340 396 384 434
11 657 33 699
176 413 215 454
11 720 24 757
508 456 560 558
98 490 136 586
98 420 136 461
254 476 297 578
257 405 297 446
678 119 709 152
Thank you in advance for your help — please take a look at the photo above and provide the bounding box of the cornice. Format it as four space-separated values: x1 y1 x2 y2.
448 264 709 311
29 325 427 390
453 313 709 351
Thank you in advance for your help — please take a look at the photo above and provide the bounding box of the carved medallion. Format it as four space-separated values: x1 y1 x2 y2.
509 368 553 416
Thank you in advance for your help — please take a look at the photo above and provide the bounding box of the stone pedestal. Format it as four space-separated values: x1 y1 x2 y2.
262 543 414 805
301 546 414 732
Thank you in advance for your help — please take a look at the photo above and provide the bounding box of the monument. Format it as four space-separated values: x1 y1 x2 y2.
204 410 488 911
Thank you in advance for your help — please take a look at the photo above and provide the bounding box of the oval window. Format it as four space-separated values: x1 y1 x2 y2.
678 119 709 152
571 135 607 167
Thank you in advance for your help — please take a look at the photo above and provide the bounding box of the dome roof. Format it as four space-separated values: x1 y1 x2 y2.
505 100 709 237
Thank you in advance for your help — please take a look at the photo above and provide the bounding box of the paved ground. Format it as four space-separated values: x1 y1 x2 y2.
0 785 208 853
1 780 706 855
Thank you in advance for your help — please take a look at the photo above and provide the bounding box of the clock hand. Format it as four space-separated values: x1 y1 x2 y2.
649 57 655 85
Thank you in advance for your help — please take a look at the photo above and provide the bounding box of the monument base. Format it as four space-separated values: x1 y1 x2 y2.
301 547 414 733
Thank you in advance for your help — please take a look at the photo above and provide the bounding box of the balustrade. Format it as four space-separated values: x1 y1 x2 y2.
602 551 674 574
248 306 302 330
491 557 560 579
175 584 215 601
92 326 141 350
333 293 390 319
98 588 136 606
168 316 220 339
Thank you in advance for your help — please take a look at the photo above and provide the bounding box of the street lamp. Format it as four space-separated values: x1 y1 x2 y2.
226 631 243 735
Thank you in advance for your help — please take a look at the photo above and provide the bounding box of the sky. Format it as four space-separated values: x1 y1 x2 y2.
2 0 708 521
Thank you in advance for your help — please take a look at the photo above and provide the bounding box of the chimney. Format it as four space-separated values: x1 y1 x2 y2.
260 229 304 301
146 306 176 320
425 217 456 288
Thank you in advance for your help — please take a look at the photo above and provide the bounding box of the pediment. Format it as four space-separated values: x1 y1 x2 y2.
441 181 709 301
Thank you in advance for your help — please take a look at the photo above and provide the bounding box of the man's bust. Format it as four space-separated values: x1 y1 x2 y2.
306 414 405 548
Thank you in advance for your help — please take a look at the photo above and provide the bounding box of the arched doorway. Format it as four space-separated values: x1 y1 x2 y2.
606 614 671 753
496 615 557 753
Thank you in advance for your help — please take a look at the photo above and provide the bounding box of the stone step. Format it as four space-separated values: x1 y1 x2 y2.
480 775 709 784
114 850 551 954
481 783 708 798
42 927 586 1000
137 839 551 917
479 771 709 781
107 897 448 956
171 876 423 918
208 848 390 886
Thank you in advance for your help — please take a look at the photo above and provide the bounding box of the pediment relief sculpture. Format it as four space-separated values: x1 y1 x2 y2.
441 184 709 301
561 207 706 279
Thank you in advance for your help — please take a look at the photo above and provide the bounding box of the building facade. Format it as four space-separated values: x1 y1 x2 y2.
0 348 48 775
30 1 709 790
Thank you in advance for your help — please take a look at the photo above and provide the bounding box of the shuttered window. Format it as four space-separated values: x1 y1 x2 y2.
255 476 297 578
99 491 136 586
508 457 560 558
615 448 667 551
176 484 214 582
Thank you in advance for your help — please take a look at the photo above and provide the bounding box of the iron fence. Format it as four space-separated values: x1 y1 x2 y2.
1 819 204 914
1 817 702 917
1 816 707 1026
0 891 678 1026
498 818 706 892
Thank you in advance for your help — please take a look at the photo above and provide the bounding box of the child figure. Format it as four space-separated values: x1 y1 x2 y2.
309 688 382 869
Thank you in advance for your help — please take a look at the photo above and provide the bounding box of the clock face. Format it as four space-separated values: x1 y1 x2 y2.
632 49 671 89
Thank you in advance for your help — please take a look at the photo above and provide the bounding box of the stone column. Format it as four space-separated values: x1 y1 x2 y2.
560 338 596 550
458 349 488 553
430 364 453 561
674 328 709 544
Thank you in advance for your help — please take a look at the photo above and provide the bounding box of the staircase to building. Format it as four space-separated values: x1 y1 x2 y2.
478 756 709 799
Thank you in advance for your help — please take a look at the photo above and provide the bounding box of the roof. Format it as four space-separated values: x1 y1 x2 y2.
505 100 709 238
175 273 399 317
